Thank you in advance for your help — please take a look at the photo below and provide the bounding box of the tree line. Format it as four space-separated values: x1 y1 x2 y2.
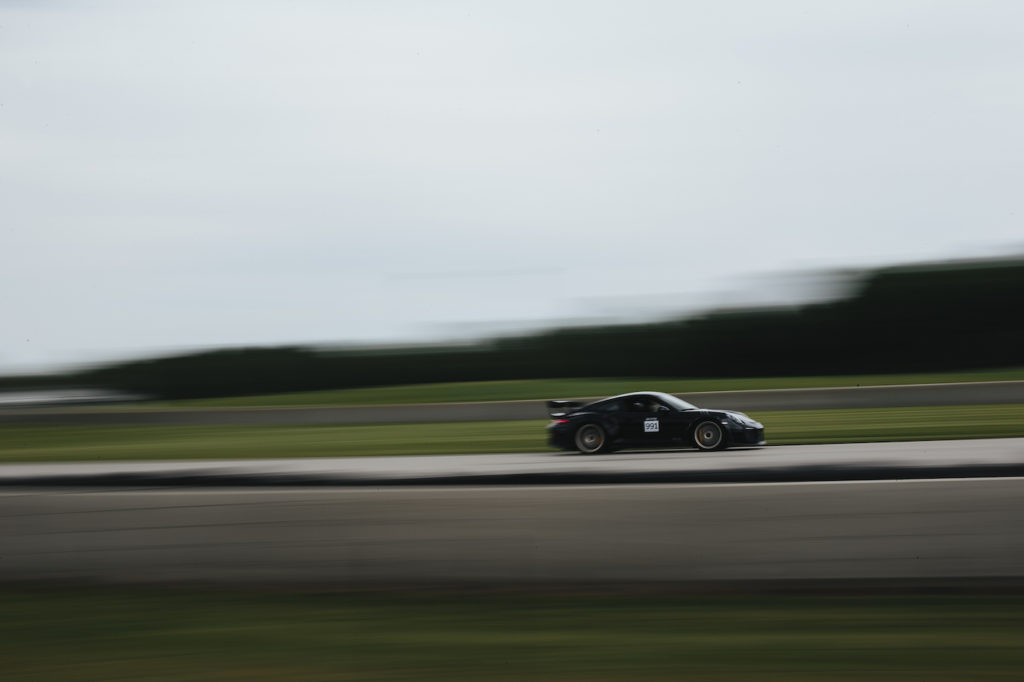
73 258 1024 399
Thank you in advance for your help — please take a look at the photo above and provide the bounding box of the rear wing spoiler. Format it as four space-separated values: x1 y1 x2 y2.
546 400 584 417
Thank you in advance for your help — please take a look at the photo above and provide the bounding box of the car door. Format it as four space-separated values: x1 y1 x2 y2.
621 395 673 446
657 401 698 445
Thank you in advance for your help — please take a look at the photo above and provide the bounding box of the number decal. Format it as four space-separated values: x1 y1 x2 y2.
644 417 659 433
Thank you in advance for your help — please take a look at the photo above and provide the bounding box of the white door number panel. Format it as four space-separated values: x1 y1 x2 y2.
644 417 660 433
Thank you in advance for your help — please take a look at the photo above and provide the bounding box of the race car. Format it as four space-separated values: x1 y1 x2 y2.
546 391 765 454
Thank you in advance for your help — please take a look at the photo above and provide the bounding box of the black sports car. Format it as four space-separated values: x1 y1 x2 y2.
546 391 765 454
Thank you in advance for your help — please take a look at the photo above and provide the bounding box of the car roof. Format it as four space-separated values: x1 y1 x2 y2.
584 391 699 411
603 391 675 402
588 391 674 406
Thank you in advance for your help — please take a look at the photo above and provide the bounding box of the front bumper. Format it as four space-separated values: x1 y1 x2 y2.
727 425 766 446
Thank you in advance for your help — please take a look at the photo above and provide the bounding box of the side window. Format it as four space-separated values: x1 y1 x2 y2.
593 399 622 413
650 399 671 413
627 398 650 413
627 396 668 413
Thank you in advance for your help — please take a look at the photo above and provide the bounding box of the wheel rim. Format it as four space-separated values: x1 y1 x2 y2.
695 422 723 449
576 426 604 453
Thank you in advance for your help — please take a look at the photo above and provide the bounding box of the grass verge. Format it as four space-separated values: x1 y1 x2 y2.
2 404 1023 462
3 589 1024 681
116 368 1024 408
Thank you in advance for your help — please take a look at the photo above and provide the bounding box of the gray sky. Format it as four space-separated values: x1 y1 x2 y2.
2 1 1022 373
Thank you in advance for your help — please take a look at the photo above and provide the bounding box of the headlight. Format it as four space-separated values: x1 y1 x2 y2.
727 412 760 427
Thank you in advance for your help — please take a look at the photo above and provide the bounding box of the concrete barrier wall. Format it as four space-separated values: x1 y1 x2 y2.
2 381 1022 426
680 380 1024 411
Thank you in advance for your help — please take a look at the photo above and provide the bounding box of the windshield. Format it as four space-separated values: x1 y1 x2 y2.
655 393 697 411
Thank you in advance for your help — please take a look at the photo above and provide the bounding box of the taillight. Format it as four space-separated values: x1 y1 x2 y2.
552 419 569 424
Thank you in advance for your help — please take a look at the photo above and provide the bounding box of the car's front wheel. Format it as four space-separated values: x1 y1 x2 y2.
574 424 608 454
693 420 726 451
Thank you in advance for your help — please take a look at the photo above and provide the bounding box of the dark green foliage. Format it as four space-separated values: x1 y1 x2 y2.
75 258 1024 399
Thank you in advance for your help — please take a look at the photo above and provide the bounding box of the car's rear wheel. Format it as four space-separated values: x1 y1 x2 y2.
693 420 726 451
574 424 607 454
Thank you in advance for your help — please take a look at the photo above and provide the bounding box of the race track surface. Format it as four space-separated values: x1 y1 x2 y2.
5 439 1024 584
3 478 1023 584
3 437 1024 487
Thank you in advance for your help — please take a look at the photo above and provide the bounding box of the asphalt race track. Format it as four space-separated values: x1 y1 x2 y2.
3 437 1024 487
3 478 1024 584
4 439 1024 584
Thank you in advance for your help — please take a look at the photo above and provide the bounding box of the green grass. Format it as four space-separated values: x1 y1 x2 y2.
103 368 1024 408
3 589 1024 681
0 421 544 461
2 404 1023 462
750 403 1024 445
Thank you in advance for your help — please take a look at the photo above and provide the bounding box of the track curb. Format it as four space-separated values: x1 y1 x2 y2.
4 462 1024 488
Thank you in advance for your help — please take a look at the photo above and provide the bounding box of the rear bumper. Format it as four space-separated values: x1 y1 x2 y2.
547 424 575 450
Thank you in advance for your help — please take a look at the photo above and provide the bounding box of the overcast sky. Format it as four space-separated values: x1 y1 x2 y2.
2 1 1022 373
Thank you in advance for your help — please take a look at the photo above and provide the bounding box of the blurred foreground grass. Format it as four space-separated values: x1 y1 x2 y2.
133 368 1024 408
3 589 1024 681
2 404 1023 462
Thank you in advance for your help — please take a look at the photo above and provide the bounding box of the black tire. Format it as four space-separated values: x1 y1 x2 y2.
693 420 727 451
574 424 608 454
